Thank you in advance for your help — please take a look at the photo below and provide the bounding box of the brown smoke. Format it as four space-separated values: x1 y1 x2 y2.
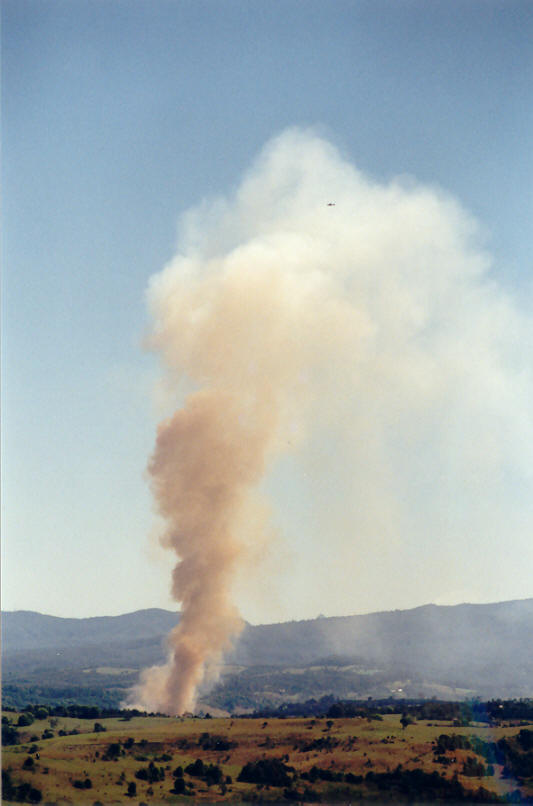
140 390 277 714
131 244 351 714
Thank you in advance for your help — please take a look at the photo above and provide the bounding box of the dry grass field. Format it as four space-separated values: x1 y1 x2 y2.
3 710 533 803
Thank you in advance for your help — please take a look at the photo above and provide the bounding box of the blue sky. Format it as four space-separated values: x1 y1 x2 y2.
2 0 532 621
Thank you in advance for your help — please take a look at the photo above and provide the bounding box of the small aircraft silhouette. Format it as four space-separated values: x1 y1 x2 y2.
327 202 336 206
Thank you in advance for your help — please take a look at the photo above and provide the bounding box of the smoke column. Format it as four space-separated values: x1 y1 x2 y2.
132 128 533 714
139 391 275 714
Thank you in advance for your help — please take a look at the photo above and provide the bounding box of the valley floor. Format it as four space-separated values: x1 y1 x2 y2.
2 711 533 803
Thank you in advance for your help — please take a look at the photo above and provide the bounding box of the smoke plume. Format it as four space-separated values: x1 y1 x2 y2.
132 128 533 714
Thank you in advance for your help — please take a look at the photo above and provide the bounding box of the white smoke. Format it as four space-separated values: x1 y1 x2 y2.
133 127 533 714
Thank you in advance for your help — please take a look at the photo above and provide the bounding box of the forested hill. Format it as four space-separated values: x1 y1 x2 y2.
4 599 533 667
3 599 533 707
230 598 533 668
2 608 180 651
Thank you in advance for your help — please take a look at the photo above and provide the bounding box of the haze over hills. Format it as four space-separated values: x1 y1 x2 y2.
2 599 533 711
2 608 180 651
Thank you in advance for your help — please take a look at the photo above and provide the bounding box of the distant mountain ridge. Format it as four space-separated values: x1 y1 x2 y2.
2 608 180 651
2 599 533 708
231 598 533 666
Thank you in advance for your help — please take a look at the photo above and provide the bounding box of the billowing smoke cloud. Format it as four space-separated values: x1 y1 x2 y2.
131 128 533 714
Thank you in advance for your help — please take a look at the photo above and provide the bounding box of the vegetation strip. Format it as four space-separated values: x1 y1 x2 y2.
2 700 533 803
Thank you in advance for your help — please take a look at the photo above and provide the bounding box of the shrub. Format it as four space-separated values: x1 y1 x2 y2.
345 772 363 784
2 723 20 745
3 771 42 803
300 736 339 752
434 733 472 754
172 777 186 794
518 729 533 751
198 732 236 751
185 758 205 778
135 761 165 783
205 764 223 786
302 765 342 783
284 788 300 800
400 714 414 729
238 758 293 787
2 771 15 801
103 742 122 760
73 780 87 789
183 758 223 786
302 786 321 802
462 756 487 777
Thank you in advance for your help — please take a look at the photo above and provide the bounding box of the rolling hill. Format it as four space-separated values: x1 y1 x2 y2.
2 598 533 710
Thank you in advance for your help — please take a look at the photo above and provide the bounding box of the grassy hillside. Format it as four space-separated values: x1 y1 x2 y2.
3 708 533 803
